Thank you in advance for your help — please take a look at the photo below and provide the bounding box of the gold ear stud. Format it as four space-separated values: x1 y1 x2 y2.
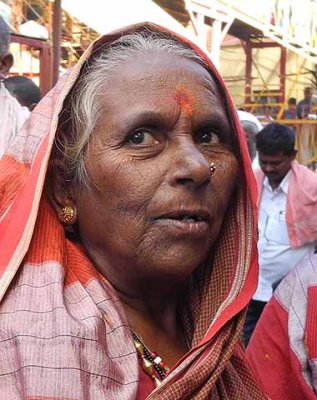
58 205 75 224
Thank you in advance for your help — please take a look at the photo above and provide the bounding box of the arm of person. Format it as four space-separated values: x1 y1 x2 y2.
246 290 316 399
0 83 30 157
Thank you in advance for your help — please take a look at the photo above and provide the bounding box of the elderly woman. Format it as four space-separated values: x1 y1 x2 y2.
0 23 264 399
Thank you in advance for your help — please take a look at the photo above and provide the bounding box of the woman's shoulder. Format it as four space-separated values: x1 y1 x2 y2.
246 254 317 399
274 253 317 311
273 254 317 392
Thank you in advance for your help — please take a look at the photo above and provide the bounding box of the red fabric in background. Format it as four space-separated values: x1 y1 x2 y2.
247 296 316 399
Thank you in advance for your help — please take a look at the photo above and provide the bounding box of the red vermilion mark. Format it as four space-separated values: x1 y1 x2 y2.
174 88 195 116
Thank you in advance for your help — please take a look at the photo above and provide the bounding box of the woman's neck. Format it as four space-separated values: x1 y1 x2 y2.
117 287 189 367
117 287 181 334
83 246 190 363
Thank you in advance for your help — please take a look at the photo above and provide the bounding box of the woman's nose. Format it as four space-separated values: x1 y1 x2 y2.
168 143 211 188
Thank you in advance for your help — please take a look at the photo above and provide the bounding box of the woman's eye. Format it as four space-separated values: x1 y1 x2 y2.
129 131 145 144
196 130 220 144
127 130 159 146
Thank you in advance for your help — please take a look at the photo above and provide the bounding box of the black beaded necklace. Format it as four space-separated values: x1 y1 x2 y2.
131 330 170 387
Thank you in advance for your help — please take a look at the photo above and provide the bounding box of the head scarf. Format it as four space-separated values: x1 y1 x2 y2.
0 23 264 399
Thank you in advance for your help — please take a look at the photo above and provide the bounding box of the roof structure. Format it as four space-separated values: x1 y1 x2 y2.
61 0 197 42
155 0 317 63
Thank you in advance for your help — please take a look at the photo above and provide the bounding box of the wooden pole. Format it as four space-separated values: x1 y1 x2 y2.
279 46 287 104
277 46 287 119
52 0 61 86
245 41 252 112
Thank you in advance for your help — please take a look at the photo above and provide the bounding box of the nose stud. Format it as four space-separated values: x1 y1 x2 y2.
209 162 216 177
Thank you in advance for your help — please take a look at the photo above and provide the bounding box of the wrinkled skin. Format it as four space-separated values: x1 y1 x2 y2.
50 53 241 367
71 54 240 297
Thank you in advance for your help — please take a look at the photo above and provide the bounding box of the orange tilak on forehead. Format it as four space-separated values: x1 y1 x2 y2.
174 87 195 116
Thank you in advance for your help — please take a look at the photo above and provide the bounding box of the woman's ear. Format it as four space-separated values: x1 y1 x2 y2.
45 159 77 225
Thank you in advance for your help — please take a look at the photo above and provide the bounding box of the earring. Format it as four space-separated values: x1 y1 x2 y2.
58 205 75 224
209 162 216 176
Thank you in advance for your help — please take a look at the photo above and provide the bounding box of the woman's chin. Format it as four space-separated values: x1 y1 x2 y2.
143 250 208 281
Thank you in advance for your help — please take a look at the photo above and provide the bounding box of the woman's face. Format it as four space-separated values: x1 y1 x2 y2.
73 53 239 292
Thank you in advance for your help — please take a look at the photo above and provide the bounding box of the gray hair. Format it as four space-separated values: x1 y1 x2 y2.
0 16 10 59
55 30 207 189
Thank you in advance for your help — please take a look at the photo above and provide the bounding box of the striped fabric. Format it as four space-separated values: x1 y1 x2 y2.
247 254 317 399
0 23 266 399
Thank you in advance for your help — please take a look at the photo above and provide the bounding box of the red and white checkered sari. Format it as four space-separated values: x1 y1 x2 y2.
0 23 266 400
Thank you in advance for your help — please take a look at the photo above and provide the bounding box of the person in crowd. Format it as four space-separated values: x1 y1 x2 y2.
237 109 263 169
257 105 275 126
297 87 317 119
4 75 41 111
0 23 266 399
247 253 317 399
263 105 275 121
0 15 29 158
283 97 298 120
243 122 317 347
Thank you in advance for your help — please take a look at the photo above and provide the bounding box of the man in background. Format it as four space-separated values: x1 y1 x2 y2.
4 75 41 111
283 97 298 120
243 123 317 346
0 15 29 158
297 87 317 119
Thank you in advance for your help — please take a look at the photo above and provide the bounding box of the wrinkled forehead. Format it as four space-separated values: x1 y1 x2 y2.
97 53 235 139
100 50 236 150
101 52 229 121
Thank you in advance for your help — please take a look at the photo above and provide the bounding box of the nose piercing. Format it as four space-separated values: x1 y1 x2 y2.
209 162 216 176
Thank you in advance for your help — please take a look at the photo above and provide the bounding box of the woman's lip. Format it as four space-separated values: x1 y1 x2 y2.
153 209 211 223
153 218 209 236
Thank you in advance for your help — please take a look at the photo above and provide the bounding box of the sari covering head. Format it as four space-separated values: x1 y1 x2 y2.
0 23 264 399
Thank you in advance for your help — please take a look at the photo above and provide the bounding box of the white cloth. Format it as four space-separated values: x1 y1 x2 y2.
254 171 315 302
0 82 29 158
237 110 263 132
252 153 260 170
237 111 262 170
